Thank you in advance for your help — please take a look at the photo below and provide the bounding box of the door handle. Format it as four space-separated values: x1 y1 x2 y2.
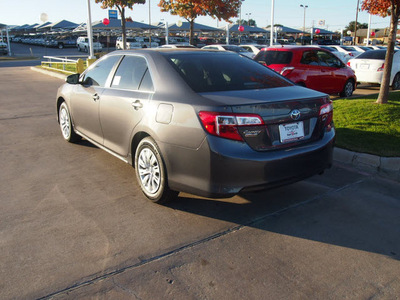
92 93 100 101
131 100 143 110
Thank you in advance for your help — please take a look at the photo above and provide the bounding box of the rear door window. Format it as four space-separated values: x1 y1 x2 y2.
111 55 149 90
300 51 319 66
263 51 293 65
317 50 342 68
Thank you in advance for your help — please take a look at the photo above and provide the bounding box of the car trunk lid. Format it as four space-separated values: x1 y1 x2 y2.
200 87 332 151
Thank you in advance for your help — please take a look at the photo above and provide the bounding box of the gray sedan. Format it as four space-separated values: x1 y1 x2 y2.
57 49 335 203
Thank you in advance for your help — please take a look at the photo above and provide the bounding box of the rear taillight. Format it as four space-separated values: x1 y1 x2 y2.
199 111 264 141
319 102 333 130
377 63 385 71
347 61 351 67
280 66 295 77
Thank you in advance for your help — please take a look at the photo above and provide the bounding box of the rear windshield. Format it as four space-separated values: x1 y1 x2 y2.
340 46 355 51
356 49 393 59
261 51 293 65
164 52 293 92
320 46 338 52
222 45 248 53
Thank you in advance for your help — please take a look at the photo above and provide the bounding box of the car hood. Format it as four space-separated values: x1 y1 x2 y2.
199 85 326 107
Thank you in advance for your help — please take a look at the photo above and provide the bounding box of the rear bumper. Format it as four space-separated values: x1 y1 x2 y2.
355 71 383 84
163 128 335 198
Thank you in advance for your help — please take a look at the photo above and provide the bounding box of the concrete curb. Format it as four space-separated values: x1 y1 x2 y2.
334 147 400 181
30 66 67 80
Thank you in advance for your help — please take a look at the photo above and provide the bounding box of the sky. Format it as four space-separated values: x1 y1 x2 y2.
0 0 391 32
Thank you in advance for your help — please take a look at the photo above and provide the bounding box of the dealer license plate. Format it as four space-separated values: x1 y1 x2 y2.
279 121 305 143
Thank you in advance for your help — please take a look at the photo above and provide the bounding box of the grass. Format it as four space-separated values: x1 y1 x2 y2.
0 55 39 61
333 93 400 157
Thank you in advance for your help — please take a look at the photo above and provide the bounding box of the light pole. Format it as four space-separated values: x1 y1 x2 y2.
300 4 308 33
270 0 274 47
86 0 95 59
246 13 251 25
354 0 360 45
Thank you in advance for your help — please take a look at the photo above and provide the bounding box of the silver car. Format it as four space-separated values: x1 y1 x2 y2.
57 49 335 203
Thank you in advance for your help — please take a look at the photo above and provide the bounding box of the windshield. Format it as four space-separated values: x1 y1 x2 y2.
356 49 393 60
165 52 293 93
222 45 247 53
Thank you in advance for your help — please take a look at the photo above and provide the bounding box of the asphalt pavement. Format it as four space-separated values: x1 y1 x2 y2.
0 64 399 299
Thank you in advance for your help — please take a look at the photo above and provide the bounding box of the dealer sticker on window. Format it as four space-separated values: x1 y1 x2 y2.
279 121 305 143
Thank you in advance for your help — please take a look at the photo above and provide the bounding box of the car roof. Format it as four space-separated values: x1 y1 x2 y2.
108 48 238 56
266 45 324 51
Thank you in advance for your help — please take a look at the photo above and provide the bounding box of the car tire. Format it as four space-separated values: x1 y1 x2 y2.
135 137 178 204
340 79 354 98
392 73 400 90
84 46 88 53
59 102 81 143
58 43 64 49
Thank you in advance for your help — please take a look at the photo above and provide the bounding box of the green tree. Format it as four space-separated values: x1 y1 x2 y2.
344 21 368 35
159 0 242 44
95 0 146 50
362 0 400 104
236 18 257 27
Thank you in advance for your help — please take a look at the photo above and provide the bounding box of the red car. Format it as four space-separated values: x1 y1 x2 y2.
254 46 357 97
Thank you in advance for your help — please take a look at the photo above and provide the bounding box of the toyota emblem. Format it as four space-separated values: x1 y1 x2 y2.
290 109 301 120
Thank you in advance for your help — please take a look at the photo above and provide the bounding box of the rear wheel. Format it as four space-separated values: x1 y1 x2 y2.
59 102 81 143
340 79 354 97
392 73 400 90
135 137 178 204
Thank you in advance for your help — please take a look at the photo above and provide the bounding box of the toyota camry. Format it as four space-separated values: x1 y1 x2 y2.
57 49 335 203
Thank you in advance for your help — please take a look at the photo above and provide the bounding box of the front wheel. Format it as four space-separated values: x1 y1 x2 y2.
59 102 81 143
340 79 354 98
392 73 400 90
135 137 178 204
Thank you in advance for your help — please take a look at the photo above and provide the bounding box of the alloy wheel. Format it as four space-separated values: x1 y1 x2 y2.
138 148 161 194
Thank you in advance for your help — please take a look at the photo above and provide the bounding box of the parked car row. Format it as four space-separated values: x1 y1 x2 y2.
12 35 79 49
0 41 8 55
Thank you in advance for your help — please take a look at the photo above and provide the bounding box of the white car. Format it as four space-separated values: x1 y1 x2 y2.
158 44 196 48
0 41 8 55
202 44 254 58
329 45 362 62
239 44 268 57
346 46 372 53
347 49 400 89
77 37 102 52
116 37 158 49
116 37 142 50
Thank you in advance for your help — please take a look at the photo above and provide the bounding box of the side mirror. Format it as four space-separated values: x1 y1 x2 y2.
65 73 80 85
